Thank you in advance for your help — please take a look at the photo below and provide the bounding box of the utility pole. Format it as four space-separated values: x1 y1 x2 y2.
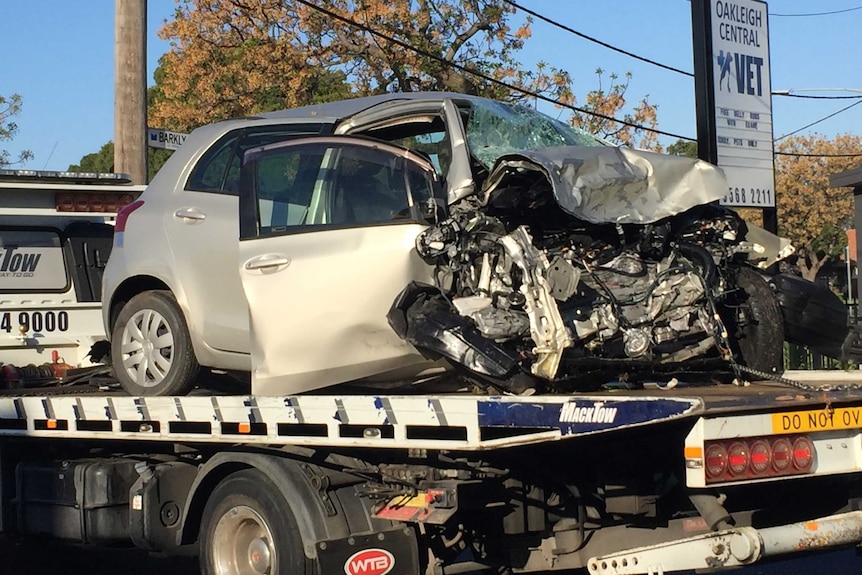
114 0 147 184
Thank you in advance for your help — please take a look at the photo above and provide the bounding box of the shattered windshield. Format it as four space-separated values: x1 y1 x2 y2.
464 99 606 169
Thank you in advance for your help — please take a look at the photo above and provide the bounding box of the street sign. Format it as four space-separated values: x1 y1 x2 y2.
693 0 775 208
147 128 188 151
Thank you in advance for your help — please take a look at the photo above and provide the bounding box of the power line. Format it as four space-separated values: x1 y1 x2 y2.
501 0 693 77
773 93 862 100
293 0 694 141
775 151 862 157
774 99 862 141
771 5 862 17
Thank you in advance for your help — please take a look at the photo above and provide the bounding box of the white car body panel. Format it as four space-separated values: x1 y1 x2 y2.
164 191 246 354
240 224 435 395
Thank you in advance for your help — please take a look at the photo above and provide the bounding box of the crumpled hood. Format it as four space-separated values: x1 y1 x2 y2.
480 146 728 224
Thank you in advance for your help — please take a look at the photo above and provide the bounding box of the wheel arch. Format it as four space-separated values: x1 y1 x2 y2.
108 275 173 334
178 450 374 561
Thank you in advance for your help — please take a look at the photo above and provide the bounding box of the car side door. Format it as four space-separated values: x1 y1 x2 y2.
237 136 443 395
335 99 475 204
166 122 328 361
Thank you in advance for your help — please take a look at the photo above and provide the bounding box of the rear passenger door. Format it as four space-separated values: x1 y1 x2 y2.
168 122 328 357
237 136 443 395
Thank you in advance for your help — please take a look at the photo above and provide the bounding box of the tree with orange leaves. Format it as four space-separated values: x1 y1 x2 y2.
773 133 862 281
562 69 660 150
149 0 660 151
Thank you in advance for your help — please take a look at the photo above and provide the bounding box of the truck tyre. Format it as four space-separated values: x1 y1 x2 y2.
200 469 308 575
112 290 200 396
725 266 784 374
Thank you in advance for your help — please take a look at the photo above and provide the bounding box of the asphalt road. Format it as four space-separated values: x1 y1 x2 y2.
2 538 861 575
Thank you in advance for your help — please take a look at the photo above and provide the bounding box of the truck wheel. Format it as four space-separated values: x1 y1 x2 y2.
200 469 308 575
111 290 200 396
725 266 784 374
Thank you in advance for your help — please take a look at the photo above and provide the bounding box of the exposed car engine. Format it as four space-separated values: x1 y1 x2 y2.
390 150 786 393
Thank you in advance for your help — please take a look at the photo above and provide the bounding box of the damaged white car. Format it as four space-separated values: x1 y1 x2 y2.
103 93 839 396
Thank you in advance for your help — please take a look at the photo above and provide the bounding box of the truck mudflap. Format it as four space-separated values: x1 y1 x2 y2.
588 510 862 575
316 527 419 575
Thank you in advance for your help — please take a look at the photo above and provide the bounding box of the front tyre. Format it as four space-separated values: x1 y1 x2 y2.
111 290 200 396
723 266 784 374
200 469 308 575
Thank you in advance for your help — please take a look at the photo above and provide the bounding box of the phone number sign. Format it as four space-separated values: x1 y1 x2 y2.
711 0 775 207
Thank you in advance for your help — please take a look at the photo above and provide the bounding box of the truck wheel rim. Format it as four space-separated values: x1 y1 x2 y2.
120 309 174 387
212 505 275 575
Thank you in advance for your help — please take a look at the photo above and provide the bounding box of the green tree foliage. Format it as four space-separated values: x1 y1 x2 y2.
666 139 697 158
68 141 114 173
68 141 172 182
0 93 34 167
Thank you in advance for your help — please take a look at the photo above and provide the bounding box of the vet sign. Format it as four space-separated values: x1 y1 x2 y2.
710 0 775 207
147 128 188 151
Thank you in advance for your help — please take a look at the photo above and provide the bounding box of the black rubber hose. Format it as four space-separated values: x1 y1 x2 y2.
676 242 717 287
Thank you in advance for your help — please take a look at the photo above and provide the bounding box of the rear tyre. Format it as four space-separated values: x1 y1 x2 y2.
111 290 200 396
200 469 308 575
723 266 784 374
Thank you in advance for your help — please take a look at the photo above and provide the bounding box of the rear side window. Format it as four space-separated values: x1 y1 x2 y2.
186 123 329 195
0 229 68 293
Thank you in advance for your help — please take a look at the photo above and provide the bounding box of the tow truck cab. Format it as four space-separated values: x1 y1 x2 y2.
0 170 144 386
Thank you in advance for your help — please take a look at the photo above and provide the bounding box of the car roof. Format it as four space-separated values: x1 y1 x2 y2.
150 92 488 192
180 92 483 146
252 91 483 122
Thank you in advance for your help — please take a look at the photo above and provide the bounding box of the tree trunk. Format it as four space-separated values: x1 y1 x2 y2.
797 246 828 282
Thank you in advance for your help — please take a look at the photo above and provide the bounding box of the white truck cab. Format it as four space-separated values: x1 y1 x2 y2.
0 169 143 386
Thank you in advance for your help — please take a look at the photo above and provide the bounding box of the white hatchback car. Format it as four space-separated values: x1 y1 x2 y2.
105 92 807 397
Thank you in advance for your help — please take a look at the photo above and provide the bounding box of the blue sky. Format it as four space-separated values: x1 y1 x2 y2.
2 0 861 172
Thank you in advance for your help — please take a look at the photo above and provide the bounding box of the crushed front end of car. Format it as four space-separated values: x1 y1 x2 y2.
389 146 797 393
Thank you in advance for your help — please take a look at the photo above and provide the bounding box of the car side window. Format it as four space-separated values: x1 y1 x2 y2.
328 145 412 226
254 146 323 233
241 141 422 239
186 133 239 193
187 124 328 195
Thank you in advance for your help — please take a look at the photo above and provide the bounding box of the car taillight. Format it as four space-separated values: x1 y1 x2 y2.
699 435 816 484
116 200 145 232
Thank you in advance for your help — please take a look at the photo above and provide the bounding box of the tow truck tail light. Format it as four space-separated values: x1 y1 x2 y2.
771 437 792 472
749 440 772 474
792 437 815 471
116 200 145 232
727 442 749 476
56 192 137 213
699 435 816 484
704 444 727 480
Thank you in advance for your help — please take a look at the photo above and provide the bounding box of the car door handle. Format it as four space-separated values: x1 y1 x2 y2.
174 207 206 222
244 254 291 270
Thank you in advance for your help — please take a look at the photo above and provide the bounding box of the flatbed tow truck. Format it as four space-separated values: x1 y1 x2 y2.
2 368 862 575
5 172 862 575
